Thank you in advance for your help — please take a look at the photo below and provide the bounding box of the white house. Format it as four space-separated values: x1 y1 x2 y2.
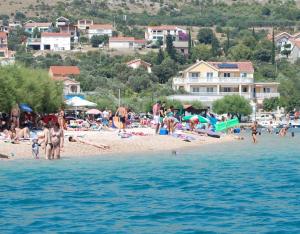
87 24 113 39
145 25 186 42
49 66 81 97
40 32 71 51
171 60 280 106
24 21 52 35
109 37 146 49
127 59 152 73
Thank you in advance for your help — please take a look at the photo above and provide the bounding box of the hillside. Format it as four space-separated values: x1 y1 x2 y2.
1 0 300 17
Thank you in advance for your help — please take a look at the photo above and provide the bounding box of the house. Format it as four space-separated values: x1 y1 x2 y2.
24 21 52 35
55 17 77 41
76 19 94 30
145 25 187 43
171 60 280 106
286 39 300 63
40 32 71 51
49 66 81 97
0 32 14 65
109 37 146 49
127 59 152 73
268 31 300 49
87 24 113 39
172 41 189 56
8 20 22 30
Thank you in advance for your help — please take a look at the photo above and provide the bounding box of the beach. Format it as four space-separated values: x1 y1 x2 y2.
0 128 234 159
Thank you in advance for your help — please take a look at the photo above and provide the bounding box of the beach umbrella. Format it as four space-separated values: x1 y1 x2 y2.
19 103 33 112
65 97 97 107
86 109 101 115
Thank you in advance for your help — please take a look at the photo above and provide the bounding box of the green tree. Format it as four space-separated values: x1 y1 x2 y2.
165 34 176 59
197 28 214 44
191 44 212 61
271 28 275 65
212 95 252 120
152 57 177 83
0 66 63 113
157 48 164 64
263 97 280 111
32 27 41 38
228 44 252 60
188 29 192 58
90 35 109 47
281 44 291 58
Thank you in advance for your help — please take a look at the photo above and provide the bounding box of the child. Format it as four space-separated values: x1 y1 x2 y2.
32 138 39 159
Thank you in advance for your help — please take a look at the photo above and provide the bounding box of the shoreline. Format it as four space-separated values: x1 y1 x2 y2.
0 128 235 160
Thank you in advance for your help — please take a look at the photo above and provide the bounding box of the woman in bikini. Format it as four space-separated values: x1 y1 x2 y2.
251 121 258 143
50 122 63 159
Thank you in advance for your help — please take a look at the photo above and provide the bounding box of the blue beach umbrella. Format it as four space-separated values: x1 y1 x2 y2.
19 103 33 112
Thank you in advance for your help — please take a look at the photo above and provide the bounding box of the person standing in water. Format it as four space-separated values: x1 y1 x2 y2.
57 109 65 149
251 121 258 143
152 100 161 134
39 121 52 160
50 122 63 159
115 106 128 133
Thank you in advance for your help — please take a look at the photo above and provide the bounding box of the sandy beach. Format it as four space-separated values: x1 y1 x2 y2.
0 128 234 160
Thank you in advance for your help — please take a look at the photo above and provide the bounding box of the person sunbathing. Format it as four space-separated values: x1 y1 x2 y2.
68 136 110 150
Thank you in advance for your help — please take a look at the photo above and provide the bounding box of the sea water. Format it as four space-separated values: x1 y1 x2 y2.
1 133 300 233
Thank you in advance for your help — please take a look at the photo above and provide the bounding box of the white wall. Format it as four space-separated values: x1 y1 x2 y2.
88 29 112 39
41 36 71 51
109 41 132 49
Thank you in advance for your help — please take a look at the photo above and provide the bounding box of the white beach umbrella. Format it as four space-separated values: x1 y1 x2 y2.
65 97 97 107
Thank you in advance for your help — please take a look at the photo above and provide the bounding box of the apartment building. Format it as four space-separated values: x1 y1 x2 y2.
171 60 280 105
145 25 186 42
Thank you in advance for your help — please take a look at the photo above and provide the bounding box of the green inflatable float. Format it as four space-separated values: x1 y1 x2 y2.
215 118 239 132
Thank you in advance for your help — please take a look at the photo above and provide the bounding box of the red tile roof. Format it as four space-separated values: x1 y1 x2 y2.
49 66 80 76
0 32 7 39
208 61 254 73
41 32 71 37
109 37 135 42
134 39 146 44
89 24 113 30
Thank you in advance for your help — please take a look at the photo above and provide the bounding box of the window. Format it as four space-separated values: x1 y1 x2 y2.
192 87 200 93
207 72 213 79
243 87 247 92
224 73 231 77
0 52 4 57
70 85 78 93
153 36 157 39
207 87 214 93
263 87 271 93
241 73 247 78
191 72 199 78
224 87 231 92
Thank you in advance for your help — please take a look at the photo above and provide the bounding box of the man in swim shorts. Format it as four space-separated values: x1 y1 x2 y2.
115 106 128 132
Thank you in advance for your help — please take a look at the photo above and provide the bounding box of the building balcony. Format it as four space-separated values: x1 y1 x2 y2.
174 77 254 85
27 38 41 45
255 93 280 99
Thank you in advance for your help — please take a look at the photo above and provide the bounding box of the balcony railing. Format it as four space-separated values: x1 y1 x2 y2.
255 93 280 98
174 77 254 84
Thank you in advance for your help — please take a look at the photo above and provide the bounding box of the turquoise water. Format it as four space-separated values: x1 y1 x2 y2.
1 133 300 233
